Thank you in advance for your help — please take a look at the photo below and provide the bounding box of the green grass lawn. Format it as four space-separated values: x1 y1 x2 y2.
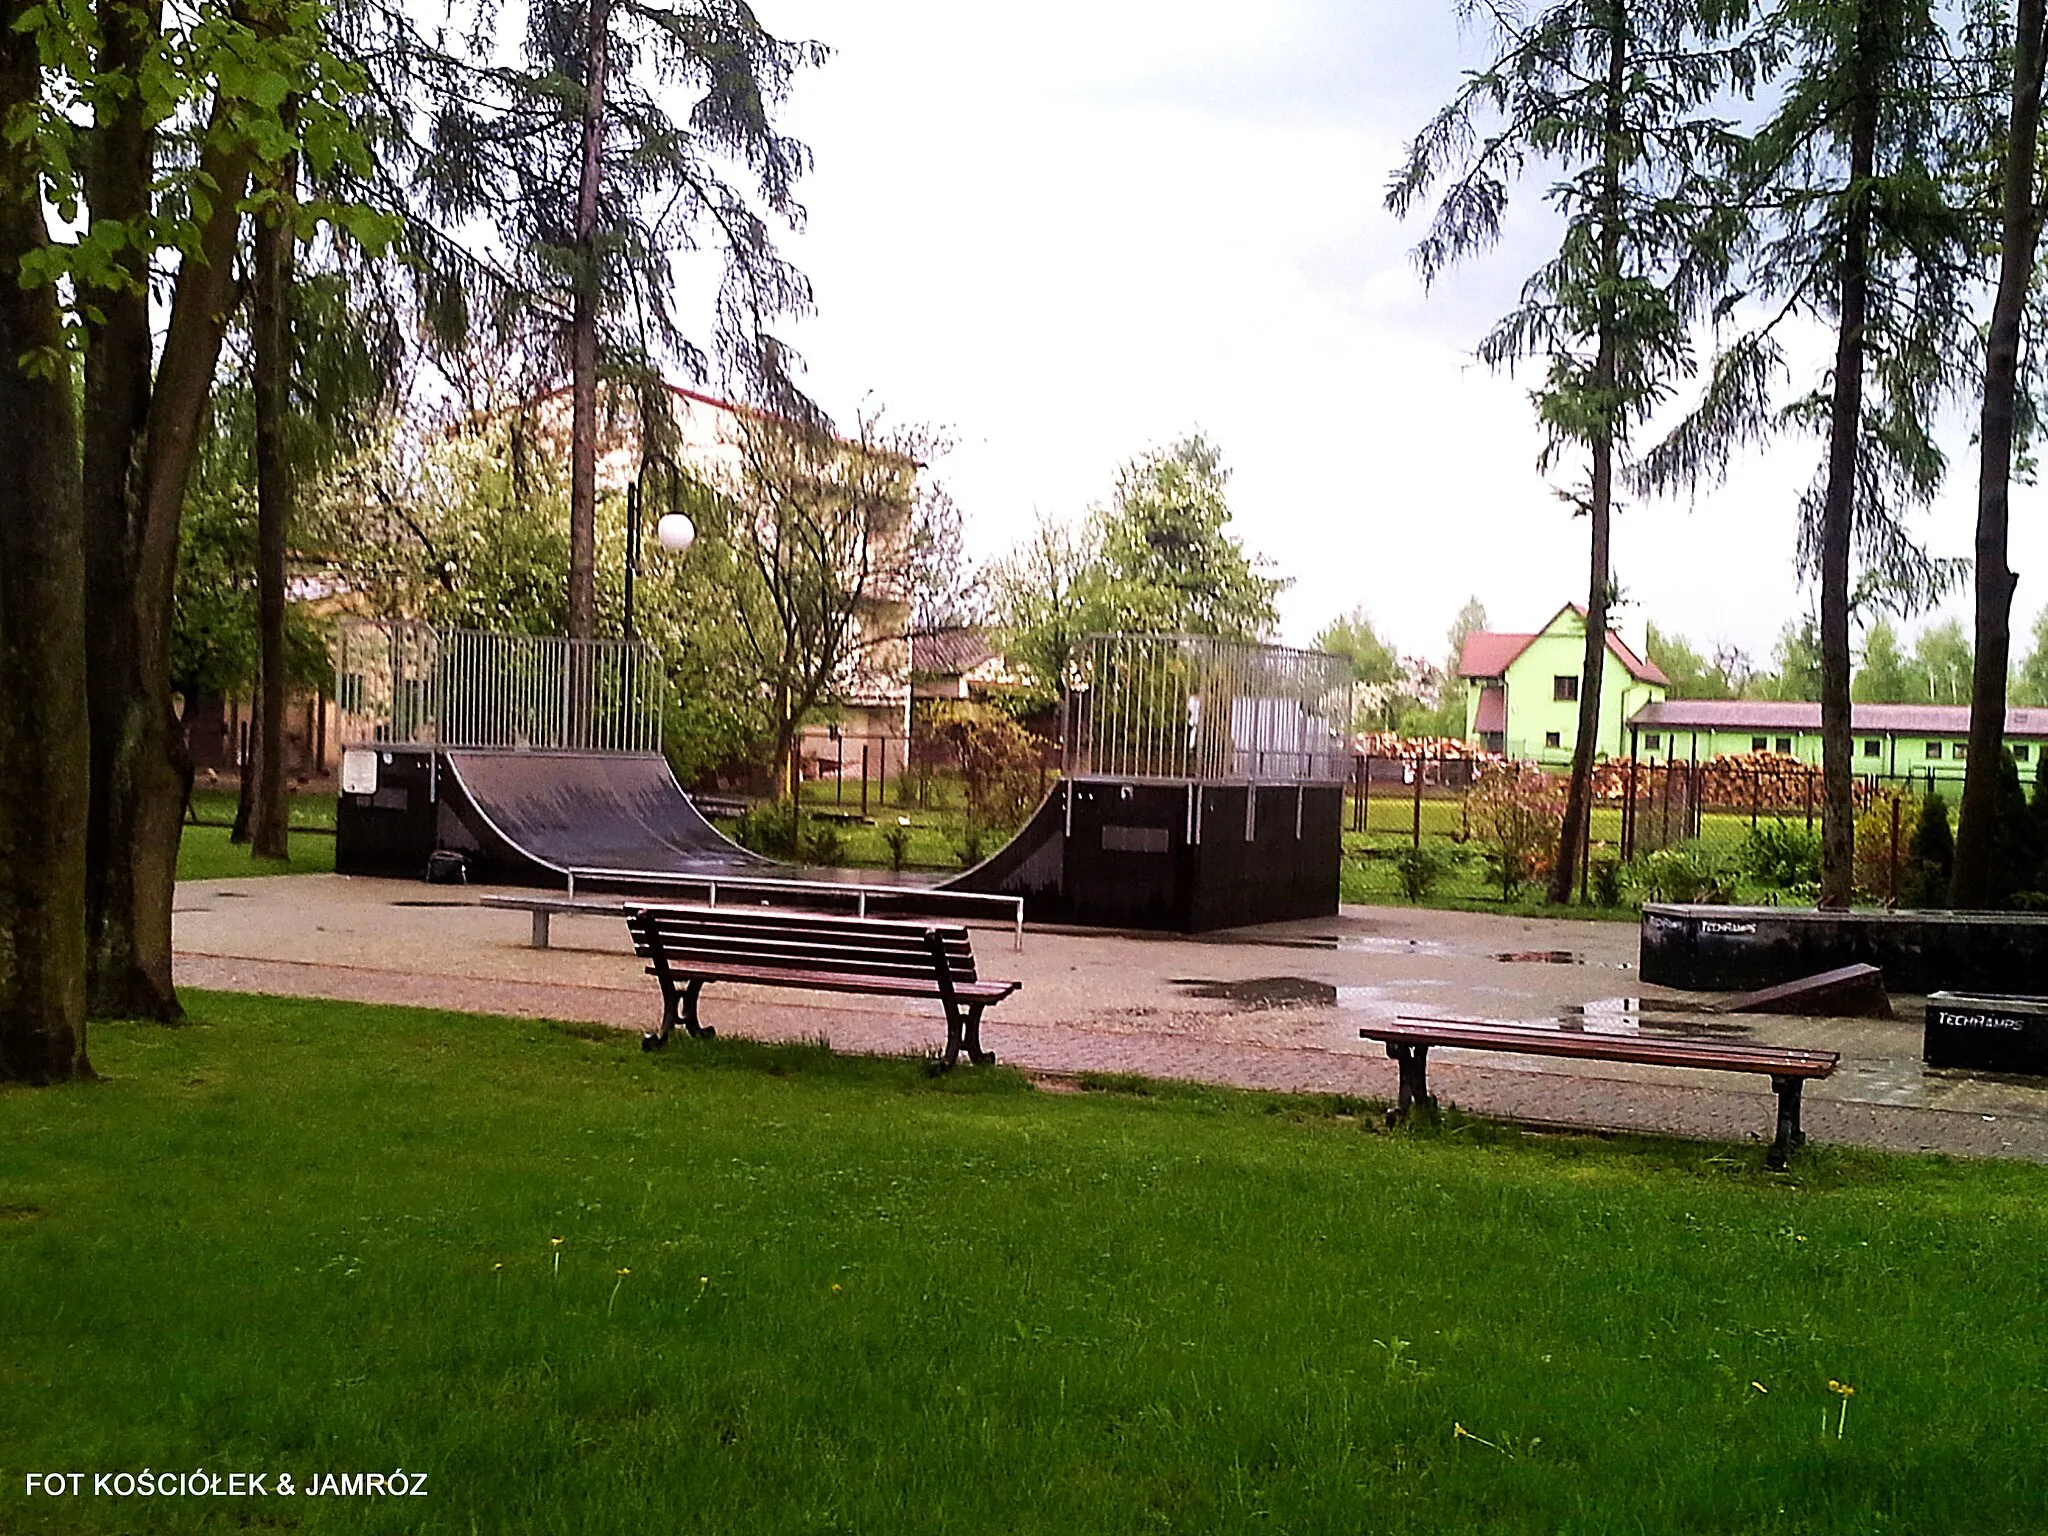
5 993 2047 1532
175 789 339 882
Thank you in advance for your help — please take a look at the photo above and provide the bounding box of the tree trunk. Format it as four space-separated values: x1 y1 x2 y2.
0 0 92 1082
567 0 612 641
1816 0 1881 911
250 140 297 863
1549 4 1625 906
1952 0 2047 909
86 125 252 1020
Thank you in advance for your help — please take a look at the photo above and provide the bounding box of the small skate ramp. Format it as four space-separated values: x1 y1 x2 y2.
940 782 1067 907
441 750 769 882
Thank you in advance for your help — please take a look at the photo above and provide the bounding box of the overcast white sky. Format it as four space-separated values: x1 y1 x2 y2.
750 0 2048 665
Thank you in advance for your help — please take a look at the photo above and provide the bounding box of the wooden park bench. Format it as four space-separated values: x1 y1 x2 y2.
1358 1017 1839 1169
627 905 1020 1069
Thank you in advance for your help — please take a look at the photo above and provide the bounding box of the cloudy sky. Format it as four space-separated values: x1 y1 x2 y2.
750 0 2046 665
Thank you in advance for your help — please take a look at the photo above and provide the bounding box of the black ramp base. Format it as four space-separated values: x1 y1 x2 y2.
1925 991 2048 1074
1642 903 2048 994
439 750 769 885
943 778 1341 932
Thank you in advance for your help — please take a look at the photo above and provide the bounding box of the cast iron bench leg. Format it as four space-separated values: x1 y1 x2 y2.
1385 1043 1435 1125
962 1004 994 1067
1767 1075 1805 1170
642 978 710 1050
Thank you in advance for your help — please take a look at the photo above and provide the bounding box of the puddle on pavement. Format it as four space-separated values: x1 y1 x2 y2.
390 899 476 908
1495 950 1582 965
211 891 252 899
1174 976 1338 1008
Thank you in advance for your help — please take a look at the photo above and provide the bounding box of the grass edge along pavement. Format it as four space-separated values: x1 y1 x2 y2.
4 991 2047 1533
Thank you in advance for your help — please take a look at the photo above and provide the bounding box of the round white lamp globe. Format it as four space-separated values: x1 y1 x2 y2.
654 512 695 553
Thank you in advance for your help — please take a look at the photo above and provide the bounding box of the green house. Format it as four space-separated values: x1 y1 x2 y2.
1624 700 2048 781
1458 605 1669 763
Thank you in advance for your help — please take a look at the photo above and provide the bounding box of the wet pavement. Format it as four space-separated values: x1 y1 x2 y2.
170 875 2048 1162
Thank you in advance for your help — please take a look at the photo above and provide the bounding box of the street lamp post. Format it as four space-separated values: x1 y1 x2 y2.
625 453 696 645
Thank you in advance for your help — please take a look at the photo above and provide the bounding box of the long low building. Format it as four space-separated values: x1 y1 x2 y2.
1625 699 2048 779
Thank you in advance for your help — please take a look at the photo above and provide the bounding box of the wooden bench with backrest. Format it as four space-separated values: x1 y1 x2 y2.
1358 1017 1840 1169
626 905 1019 1068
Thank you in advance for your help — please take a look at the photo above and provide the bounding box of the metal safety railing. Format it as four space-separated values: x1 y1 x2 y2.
334 620 663 753
1064 633 1353 785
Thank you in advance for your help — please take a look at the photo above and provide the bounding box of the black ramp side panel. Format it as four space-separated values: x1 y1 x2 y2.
939 782 1067 911
441 751 770 883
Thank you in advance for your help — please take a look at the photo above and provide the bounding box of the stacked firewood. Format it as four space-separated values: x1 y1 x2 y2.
1351 733 1496 762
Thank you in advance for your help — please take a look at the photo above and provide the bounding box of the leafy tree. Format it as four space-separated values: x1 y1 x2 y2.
0 0 89 1078
1954 0 2048 906
1853 617 1919 702
2016 607 2048 706
1093 434 1283 640
1391 0 1755 905
1912 618 1973 706
413 0 825 640
1314 609 1407 729
1762 619 1824 703
1647 623 1737 699
986 514 1104 710
4 0 380 1038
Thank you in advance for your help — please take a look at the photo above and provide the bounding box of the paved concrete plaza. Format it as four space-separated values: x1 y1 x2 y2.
172 874 2048 1161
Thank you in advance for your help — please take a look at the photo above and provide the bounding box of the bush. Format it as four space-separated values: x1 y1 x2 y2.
1466 764 1564 900
1392 844 1458 902
1736 820 1821 891
1623 842 1732 904
1902 792 1954 909
734 801 799 858
959 822 987 868
883 819 914 872
1591 858 1623 908
800 821 846 865
1853 790 1914 903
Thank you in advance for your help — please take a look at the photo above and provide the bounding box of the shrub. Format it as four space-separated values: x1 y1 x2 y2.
1623 842 1731 904
800 821 846 865
1853 790 1915 903
734 801 799 858
959 822 987 868
1465 764 1563 900
1902 792 1954 909
1590 858 1623 908
1392 844 1458 902
883 819 914 872
1736 820 1821 891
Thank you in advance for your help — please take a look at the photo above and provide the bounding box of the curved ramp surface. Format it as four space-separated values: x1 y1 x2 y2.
940 782 1067 909
441 751 770 881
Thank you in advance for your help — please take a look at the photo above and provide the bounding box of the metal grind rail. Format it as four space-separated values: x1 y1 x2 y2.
560 867 1026 951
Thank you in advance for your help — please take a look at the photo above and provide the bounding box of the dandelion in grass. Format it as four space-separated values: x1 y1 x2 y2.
608 1268 631 1316
1828 1379 1856 1439
551 1238 564 1279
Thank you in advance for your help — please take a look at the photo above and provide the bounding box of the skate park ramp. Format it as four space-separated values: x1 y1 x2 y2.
440 751 771 880
940 783 1066 907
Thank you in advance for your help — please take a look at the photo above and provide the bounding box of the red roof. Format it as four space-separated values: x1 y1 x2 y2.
1457 606 1669 687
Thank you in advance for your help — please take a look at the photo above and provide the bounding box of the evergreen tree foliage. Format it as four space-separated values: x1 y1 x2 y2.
1902 789 1955 908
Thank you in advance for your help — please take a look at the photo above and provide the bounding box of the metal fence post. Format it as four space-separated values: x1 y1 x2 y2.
1411 757 1423 849
1361 753 1373 834
1889 793 1902 905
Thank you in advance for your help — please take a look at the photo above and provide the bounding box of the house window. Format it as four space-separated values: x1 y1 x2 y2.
1863 739 1882 758
1774 736 1793 755
1925 741 1943 760
1751 736 1769 752
1644 733 1662 752
1544 731 1562 750
1954 742 1968 762
2017 743 2033 763
1553 675 1579 702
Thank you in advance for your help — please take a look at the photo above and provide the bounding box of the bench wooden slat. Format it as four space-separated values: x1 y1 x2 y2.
640 961 1017 1003
1363 1020 1837 1078
629 922 975 960
629 930 977 977
635 948 978 984
633 904 971 943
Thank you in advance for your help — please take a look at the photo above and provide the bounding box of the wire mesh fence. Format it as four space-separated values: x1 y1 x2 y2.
1064 633 1353 784
334 620 664 753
